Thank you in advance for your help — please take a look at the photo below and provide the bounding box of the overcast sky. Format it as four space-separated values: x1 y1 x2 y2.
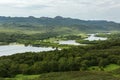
0 0 120 22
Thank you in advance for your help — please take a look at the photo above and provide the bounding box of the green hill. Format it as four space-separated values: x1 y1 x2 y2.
0 16 120 34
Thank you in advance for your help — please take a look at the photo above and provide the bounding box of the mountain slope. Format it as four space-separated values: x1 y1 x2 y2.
0 16 120 34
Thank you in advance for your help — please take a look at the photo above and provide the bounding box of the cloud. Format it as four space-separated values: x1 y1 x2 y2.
0 0 50 9
0 0 120 22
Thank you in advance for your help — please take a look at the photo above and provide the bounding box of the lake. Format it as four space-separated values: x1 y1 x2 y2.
84 34 107 41
0 44 56 56
58 40 82 45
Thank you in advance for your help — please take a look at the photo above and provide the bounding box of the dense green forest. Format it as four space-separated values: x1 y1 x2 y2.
0 32 58 43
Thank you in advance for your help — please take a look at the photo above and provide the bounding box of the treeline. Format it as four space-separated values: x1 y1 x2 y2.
0 32 58 43
59 35 82 40
0 39 120 77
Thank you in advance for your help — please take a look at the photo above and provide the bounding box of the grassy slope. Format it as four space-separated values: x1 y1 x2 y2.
0 27 43 34
89 64 120 71
0 25 82 35
3 64 119 80
3 71 120 80
105 64 120 71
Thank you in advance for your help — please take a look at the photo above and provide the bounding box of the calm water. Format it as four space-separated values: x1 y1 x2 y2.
84 34 107 41
58 40 81 45
0 44 55 56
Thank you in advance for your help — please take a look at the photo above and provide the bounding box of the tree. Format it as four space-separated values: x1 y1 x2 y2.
0 59 12 77
80 60 89 71
98 59 109 69
58 57 68 71
19 64 29 74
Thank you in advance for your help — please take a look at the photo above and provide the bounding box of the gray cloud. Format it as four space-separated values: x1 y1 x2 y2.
0 0 120 22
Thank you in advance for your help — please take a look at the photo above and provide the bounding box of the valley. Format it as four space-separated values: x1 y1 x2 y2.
0 16 120 80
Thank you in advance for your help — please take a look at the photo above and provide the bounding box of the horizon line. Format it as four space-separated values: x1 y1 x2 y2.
0 15 118 23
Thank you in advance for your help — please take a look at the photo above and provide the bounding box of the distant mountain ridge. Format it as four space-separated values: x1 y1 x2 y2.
0 16 120 34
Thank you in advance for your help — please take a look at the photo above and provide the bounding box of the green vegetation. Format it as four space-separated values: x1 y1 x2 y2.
89 64 120 71
105 64 120 71
0 32 83 49
1 71 120 80
0 16 120 34
0 16 120 79
0 32 58 45
0 38 120 78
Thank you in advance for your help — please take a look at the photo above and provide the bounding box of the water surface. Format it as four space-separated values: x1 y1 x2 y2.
84 34 107 41
0 44 55 56
58 40 80 45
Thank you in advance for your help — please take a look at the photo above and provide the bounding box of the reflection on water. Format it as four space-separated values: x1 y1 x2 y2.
84 34 107 41
0 44 56 56
58 40 80 45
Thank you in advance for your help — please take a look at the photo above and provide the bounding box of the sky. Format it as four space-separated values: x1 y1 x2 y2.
0 0 120 22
